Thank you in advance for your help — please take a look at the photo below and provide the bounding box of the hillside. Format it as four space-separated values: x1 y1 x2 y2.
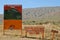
22 7 60 22
0 14 3 24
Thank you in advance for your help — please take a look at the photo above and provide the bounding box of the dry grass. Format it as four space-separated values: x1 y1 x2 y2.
0 24 60 40
0 24 38 40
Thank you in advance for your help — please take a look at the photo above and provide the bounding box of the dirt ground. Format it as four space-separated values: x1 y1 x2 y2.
0 25 39 40
0 24 60 40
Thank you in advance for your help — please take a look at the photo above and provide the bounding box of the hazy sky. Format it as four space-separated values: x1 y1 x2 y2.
0 0 60 14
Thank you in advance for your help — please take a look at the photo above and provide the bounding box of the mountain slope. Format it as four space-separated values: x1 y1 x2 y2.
22 7 60 22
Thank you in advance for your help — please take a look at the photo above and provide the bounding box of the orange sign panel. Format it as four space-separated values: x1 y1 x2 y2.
4 20 22 30
4 5 22 30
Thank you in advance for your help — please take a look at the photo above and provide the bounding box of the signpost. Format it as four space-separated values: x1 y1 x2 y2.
51 30 58 40
4 5 22 35
24 25 44 39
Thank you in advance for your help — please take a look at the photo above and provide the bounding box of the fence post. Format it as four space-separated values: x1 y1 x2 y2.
51 30 58 40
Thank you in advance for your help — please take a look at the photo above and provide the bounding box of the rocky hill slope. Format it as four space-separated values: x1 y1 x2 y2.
22 7 60 22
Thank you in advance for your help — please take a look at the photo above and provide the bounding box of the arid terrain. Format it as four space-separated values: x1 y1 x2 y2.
0 6 60 40
0 25 38 40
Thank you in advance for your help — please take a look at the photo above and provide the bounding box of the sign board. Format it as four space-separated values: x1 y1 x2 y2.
24 27 44 34
4 5 22 35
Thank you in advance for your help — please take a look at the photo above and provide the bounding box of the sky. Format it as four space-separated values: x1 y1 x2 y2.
0 0 60 14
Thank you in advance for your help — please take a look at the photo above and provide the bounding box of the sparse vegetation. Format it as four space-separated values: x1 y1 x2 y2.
0 7 60 40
